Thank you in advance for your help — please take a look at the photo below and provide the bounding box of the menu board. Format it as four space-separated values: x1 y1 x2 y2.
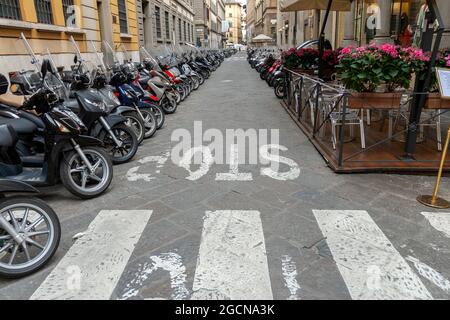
436 68 450 100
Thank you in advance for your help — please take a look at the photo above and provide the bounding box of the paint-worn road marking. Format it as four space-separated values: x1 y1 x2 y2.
421 212 450 238
406 256 450 294
119 252 189 300
30 210 153 300
313 210 433 300
281 255 301 300
191 210 273 300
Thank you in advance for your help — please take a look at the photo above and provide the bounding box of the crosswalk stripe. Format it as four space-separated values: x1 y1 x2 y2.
30 210 153 300
421 212 450 238
313 210 433 300
191 210 273 300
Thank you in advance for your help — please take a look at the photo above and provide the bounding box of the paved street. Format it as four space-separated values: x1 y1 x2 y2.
2 53 450 300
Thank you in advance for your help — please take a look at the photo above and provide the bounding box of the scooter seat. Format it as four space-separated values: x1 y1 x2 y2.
0 124 18 147
0 92 27 108
0 117 36 135
17 110 45 129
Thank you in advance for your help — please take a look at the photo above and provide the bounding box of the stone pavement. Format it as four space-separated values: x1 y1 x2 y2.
1 53 450 300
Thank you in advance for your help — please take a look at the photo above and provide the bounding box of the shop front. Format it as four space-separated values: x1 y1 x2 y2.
350 0 432 47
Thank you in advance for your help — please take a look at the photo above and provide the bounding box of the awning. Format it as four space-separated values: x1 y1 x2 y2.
252 34 273 41
280 0 351 12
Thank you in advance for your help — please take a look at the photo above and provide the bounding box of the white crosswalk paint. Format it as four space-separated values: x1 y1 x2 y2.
313 210 433 300
421 212 450 238
281 255 301 300
191 210 273 300
30 210 153 300
406 256 450 294
119 252 189 300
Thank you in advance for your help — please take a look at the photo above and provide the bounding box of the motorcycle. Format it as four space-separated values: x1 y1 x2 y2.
63 55 139 165
0 60 113 199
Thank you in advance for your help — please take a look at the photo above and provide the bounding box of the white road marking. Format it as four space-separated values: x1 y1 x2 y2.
421 212 450 238
30 210 153 300
119 252 189 300
126 166 154 181
178 146 214 181
259 144 300 181
406 256 450 294
313 210 433 300
191 210 273 300
281 255 301 300
216 144 253 181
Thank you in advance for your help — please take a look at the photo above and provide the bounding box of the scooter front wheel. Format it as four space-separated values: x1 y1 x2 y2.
0 197 60 278
102 124 138 164
122 111 145 144
60 146 113 199
140 108 157 139
161 96 177 114
274 82 286 99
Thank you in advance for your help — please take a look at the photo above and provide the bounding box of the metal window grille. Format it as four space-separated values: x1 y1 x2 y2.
118 0 128 34
165 11 170 39
34 0 53 24
0 0 21 20
155 6 161 38
183 21 186 42
178 18 181 42
62 0 75 26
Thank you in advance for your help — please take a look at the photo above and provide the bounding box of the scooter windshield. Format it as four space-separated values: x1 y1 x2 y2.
42 49 70 101
102 41 119 71
139 46 163 72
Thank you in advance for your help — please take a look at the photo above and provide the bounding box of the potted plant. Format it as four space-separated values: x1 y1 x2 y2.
337 44 429 108
426 49 450 109
282 48 319 75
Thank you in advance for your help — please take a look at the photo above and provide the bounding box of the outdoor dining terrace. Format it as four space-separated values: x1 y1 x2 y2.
280 70 450 173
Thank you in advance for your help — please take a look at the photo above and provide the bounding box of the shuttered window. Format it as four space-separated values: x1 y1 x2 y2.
118 0 128 34
35 0 53 24
165 11 170 39
0 0 21 20
155 6 161 38
62 0 75 26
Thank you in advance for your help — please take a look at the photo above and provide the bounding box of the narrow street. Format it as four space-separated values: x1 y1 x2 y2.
2 53 450 300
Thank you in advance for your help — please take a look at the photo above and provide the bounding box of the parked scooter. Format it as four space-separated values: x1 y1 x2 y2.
0 60 113 199
0 179 60 278
63 55 139 164
103 42 158 139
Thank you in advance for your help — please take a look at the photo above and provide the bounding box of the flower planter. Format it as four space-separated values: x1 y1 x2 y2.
424 93 450 109
347 92 404 109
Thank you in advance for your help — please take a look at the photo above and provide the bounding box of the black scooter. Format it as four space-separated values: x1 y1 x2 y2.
0 179 60 278
64 61 139 165
0 60 113 199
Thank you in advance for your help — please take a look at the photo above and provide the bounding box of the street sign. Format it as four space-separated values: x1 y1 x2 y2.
436 67 450 99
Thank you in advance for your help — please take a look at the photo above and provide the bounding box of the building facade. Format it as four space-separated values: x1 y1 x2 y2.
136 0 195 49
254 0 277 42
224 0 242 46
246 0 255 44
0 0 143 76
193 0 225 48
277 0 450 50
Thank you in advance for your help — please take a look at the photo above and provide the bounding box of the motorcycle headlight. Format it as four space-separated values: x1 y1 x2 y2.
54 120 70 133
107 90 120 105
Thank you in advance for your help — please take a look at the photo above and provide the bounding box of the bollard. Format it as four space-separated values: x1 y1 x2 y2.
417 127 450 209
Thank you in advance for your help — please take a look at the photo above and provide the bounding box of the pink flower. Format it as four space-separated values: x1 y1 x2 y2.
340 47 352 55
445 55 450 67
380 43 399 58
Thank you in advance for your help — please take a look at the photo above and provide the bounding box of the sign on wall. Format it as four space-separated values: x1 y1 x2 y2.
436 68 450 99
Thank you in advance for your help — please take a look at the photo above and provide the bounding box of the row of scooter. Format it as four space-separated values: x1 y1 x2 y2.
0 34 235 278
247 48 286 99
